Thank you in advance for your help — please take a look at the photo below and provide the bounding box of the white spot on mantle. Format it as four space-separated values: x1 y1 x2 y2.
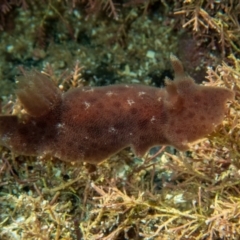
56 123 65 129
84 101 91 109
138 91 146 96
127 99 135 106
106 91 115 96
108 127 117 133
151 116 156 123
84 88 94 92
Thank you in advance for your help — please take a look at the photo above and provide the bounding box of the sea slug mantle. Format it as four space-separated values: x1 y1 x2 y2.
0 55 234 163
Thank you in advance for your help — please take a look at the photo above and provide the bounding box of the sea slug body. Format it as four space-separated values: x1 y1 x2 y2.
0 55 234 163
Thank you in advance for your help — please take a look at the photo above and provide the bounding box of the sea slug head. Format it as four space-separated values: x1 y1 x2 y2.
163 55 235 150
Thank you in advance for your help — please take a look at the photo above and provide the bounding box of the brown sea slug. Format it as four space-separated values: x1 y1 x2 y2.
0 55 234 163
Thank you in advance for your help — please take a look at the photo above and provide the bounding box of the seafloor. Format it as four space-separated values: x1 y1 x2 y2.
0 1 240 240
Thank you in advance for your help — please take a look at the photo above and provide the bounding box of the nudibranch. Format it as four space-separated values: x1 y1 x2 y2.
0 55 234 163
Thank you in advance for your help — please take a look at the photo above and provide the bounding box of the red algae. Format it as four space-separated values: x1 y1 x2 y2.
0 55 234 163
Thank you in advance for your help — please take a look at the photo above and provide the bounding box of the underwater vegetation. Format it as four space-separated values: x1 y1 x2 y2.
0 55 239 239
0 0 240 240
174 0 240 56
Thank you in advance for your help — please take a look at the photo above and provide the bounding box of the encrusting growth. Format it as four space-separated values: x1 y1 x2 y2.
0 55 234 163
